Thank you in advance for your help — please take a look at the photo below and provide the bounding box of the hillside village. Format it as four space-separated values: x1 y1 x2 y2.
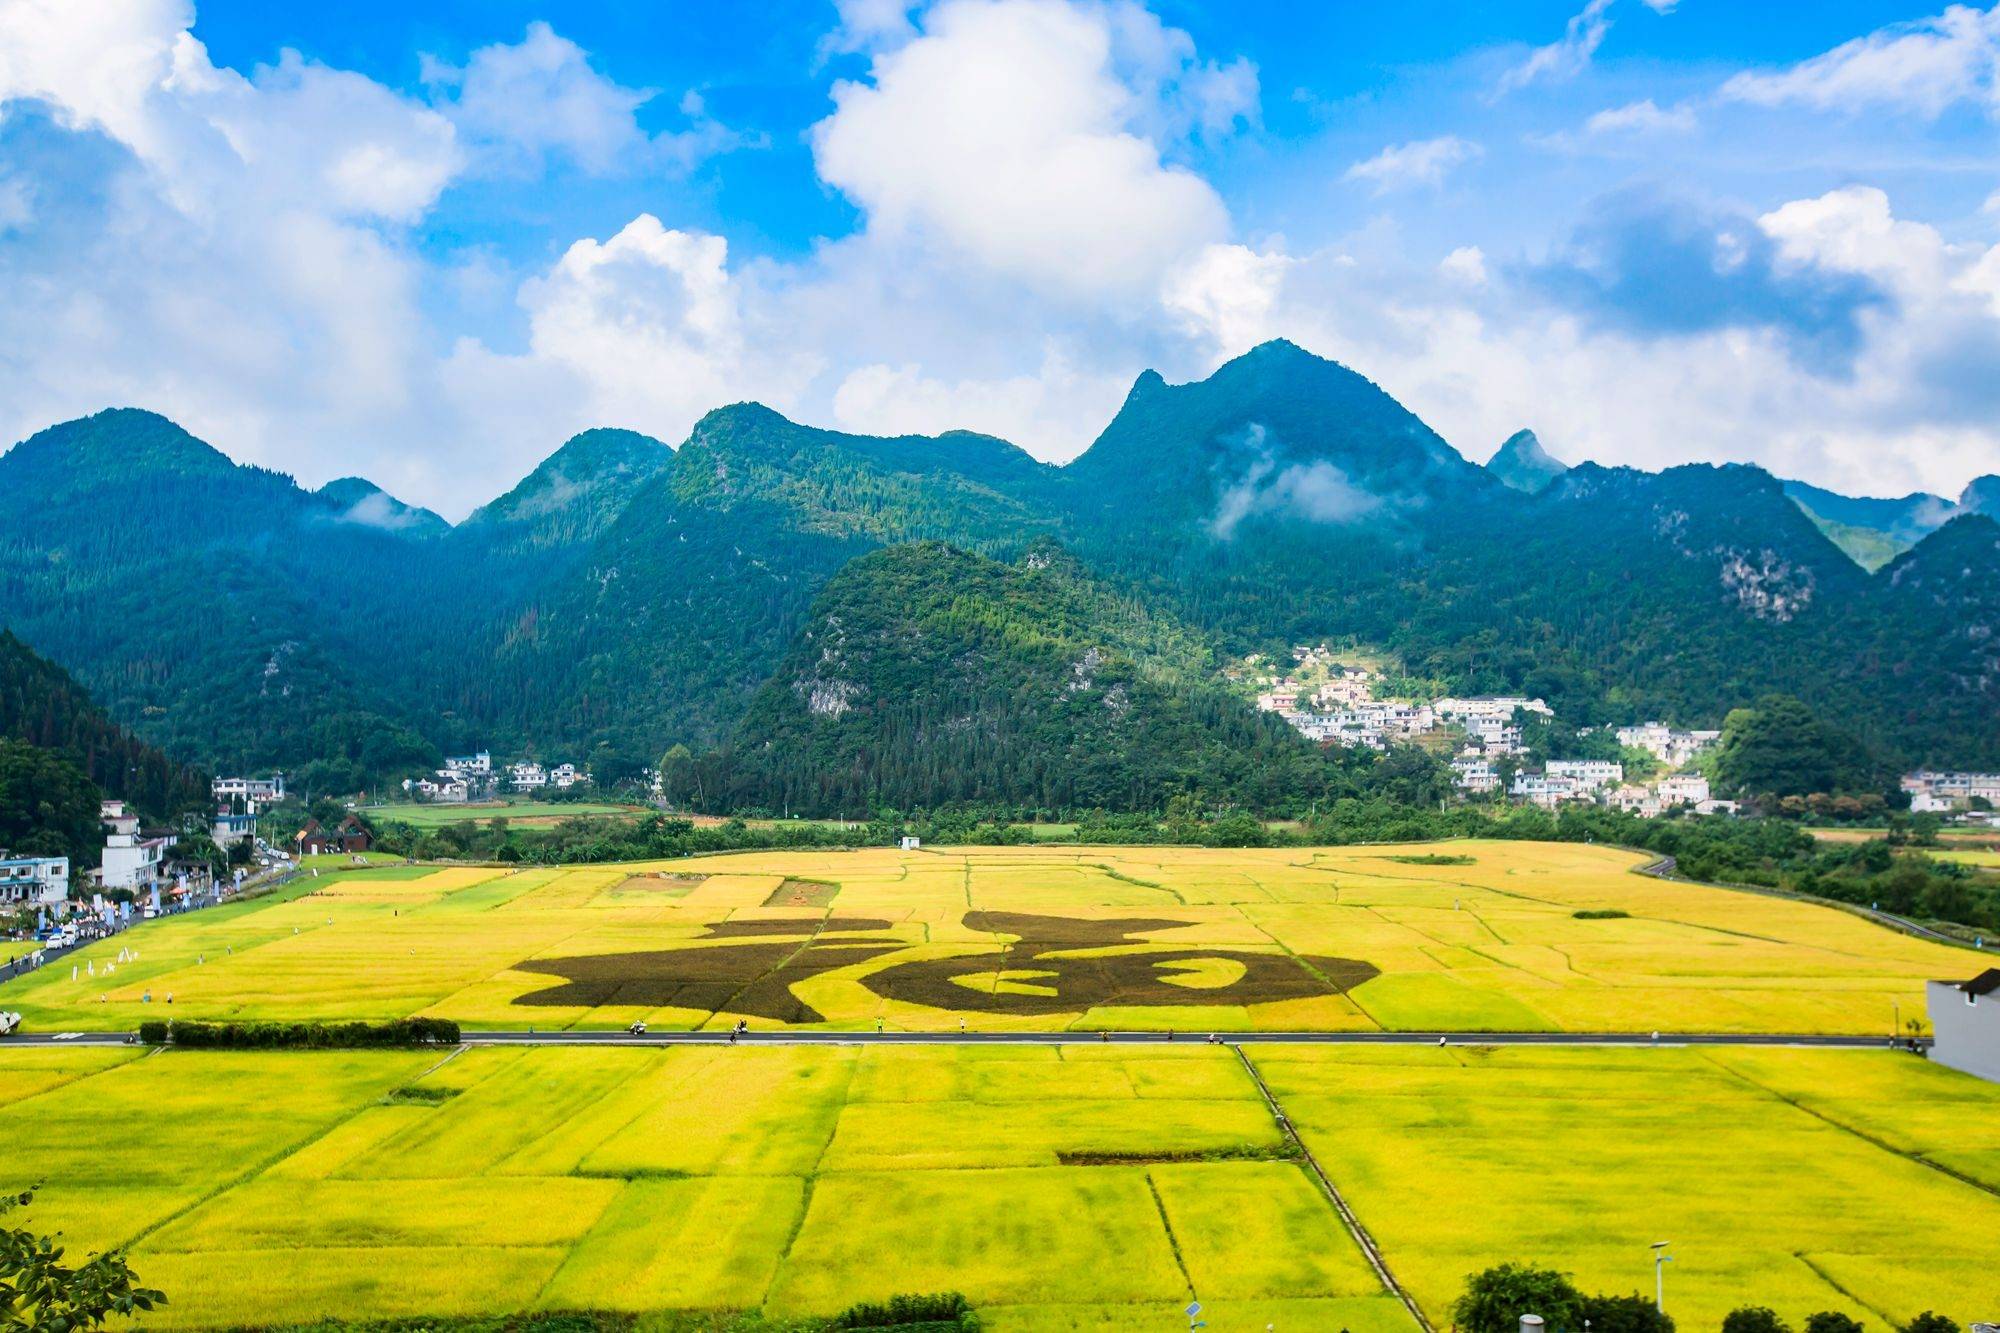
1246 645 1733 816
401 750 595 803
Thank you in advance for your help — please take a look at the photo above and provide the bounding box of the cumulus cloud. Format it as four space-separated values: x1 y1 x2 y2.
1719 3 2000 117
1520 187 1890 372
1342 136 1481 193
425 22 751 176
809 0 1238 303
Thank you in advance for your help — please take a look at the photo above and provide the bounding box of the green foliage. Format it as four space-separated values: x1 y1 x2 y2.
1898 1315 1957 1333
1723 1309 1792 1333
143 1019 460 1048
0 1187 165 1330
0 740 100 867
827 1293 977 1329
1713 696 1882 801
1573 908 1631 919
1450 1263 1586 1333
1805 1314 1865 1333
1579 1292 1673 1333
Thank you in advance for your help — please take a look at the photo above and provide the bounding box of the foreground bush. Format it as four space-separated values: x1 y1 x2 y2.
828 1293 977 1330
137 1018 460 1048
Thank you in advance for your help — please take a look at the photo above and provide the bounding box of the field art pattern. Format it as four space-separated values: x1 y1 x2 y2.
0 843 1976 1034
1 1044 1996 1330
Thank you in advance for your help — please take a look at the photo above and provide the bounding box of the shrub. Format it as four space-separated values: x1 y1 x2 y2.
1899 1316 1956 1333
1573 909 1631 919
1806 1315 1865 1333
828 1292 978 1329
1723 1308 1792 1333
149 1018 461 1049
1580 1292 1673 1333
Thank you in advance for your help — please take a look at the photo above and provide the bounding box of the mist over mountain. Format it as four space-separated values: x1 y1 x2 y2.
2 340 1994 805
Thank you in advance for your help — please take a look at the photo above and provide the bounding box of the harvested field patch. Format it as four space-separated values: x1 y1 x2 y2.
765 877 839 907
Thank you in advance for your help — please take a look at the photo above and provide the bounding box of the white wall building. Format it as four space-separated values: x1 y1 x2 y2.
1928 970 2000 1084
98 800 174 893
1548 760 1624 791
1510 772 1584 809
1451 758 1498 794
212 774 284 809
1436 696 1552 722
443 751 492 778
1657 774 1711 806
509 762 548 791
0 854 68 908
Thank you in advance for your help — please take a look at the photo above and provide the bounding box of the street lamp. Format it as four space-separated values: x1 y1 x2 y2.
1651 1241 1673 1313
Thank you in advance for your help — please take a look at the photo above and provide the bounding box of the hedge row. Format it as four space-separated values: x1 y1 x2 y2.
829 1295 977 1330
137 1018 461 1048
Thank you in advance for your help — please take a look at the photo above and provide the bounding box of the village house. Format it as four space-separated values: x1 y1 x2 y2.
210 810 257 848
1607 785 1663 818
1510 772 1585 809
1656 773 1711 807
0 853 68 910
1901 771 2000 812
443 751 492 777
98 800 175 894
552 762 588 788
296 816 373 857
1547 759 1623 791
509 761 548 791
1451 757 1498 794
1616 723 1722 768
212 774 285 809
1927 969 2000 1084
1435 696 1552 723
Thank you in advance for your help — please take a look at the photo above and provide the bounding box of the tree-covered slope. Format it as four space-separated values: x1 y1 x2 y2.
716 542 1347 815
1486 429 1568 493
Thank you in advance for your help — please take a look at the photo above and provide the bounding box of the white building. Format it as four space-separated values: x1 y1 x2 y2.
1617 723 1722 768
98 800 174 893
212 774 284 809
1464 716 1525 756
1255 690 1300 714
1656 774 1711 807
1607 785 1663 818
1902 771 2000 811
0 854 68 908
1510 772 1584 809
443 751 492 778
1436 696 1552 722
1928 970 2000 1084
210 811 256 847
1548 760 1624 791
1451 757 1498 794
509 762 548 791
552 763 588 789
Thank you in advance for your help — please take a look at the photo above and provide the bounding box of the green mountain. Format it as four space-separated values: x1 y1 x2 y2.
3 340 1998 805
460 427 672 551
1486 429 1568 493
715 542 1346 815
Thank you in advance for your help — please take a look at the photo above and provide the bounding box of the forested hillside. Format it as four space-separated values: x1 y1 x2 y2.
2 341 1996 807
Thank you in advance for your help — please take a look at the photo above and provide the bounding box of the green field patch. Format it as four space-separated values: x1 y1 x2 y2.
765 877 841 907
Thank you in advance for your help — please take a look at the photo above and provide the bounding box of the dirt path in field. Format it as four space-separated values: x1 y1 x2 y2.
1231 1043 1433 1333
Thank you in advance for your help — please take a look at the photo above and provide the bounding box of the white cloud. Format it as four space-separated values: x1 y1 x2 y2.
809 0 1238 303
1439 246 1489 285
1719 4 2000 118
1342 136 1481 193
1585 98 1697 134
1497 0 1615 95
821 0 920 57
1162 243 1290 356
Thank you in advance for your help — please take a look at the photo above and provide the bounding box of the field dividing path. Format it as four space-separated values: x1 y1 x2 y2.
4 1029 1912 1048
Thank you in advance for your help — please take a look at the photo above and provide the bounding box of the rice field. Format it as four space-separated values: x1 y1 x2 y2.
361 800 649 829
0 842 1978 1034
1 1042 1993 1330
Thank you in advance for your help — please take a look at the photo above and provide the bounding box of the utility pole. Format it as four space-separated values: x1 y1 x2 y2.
1651 1241 1673 1313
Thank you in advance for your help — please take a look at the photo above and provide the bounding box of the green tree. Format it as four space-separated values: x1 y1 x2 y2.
1805 1314 1865 1333
0 1188 165 1330
1899 1315 1956 1333
1713 695 1878 800
1723 1309 1792 1333
1451 1264 1586 1333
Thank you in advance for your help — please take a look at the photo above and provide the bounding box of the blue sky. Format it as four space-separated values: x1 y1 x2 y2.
3 0 1998 515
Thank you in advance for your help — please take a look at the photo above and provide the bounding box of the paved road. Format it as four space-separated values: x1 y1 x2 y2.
0 1028 1913 1049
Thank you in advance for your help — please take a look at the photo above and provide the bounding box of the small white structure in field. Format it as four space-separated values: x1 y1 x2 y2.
899 836 921 851
1928 968 2000 1084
